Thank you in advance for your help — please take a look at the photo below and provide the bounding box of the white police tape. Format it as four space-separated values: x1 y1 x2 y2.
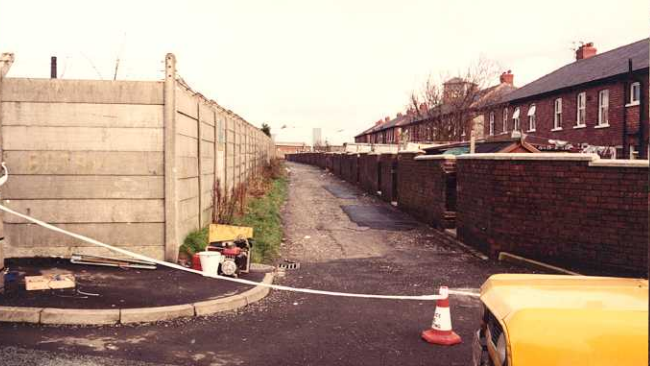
0 165 479 300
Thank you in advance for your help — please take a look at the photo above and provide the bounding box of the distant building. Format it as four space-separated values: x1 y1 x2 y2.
276 142 310 158
354 74 515 145
482 39 648 159
312 128 322 147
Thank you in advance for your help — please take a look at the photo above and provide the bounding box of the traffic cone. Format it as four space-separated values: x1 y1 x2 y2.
421 286 462 345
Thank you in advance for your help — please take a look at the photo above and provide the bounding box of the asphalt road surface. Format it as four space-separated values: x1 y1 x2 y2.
0 162 532 366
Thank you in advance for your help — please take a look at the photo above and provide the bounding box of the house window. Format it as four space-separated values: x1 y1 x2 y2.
598 89 609 126
576 92 586 126
489 112 495 136
553 98 562 130
502 107 508 132
527 104 536 131
512 107 520 131
630 82 640 104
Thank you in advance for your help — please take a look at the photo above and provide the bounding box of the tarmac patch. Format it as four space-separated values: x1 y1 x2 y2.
340 205 419 231
323 185 357 199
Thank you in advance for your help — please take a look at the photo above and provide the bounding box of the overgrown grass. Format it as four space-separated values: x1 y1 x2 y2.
233 176 287 263
179 159 288 263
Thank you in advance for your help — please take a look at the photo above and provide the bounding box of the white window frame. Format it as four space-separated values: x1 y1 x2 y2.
576 92 586 127
628 82 640 106
527 104 536 132
597 89 609 127
489 111 495 136
552 98 562 130
512 107 520 131
502 107 508 132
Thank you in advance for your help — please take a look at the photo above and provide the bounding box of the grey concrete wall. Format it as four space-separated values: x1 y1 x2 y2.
0 54 274 262
0 78 166 259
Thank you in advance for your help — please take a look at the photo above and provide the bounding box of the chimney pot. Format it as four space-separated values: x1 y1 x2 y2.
576 42 597 61
499 70 514 85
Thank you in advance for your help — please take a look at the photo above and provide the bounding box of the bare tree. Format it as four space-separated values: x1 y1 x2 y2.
407 57 502 143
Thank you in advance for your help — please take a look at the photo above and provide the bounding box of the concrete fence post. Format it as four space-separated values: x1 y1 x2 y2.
163 53 179 262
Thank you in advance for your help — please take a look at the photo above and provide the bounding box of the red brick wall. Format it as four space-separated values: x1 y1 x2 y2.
378 154 397 202
484 74 649 156
397 153 457 229
456 155 649 276
341 154 360 184
358 153 380 195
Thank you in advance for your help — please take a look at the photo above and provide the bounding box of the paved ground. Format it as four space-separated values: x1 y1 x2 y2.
0 162 534 366
0 259 265 309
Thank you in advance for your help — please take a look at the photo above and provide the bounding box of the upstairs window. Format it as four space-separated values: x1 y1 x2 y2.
598 89 609 126
512 107 520 131
576 92 586 126
527 104 536 131
630 82 640 105
502 107 508 132
489 111 495 136
553 98 562 130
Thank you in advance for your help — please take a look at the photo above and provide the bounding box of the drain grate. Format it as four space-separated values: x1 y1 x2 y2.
278 261 301 270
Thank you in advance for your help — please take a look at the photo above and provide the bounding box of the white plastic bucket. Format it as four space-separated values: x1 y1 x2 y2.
198 251 221 277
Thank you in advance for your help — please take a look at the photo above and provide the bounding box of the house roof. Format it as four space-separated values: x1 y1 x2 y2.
504 38 649 103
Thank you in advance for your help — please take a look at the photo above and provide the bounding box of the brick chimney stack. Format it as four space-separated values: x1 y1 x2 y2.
576 42 597 61
419 103 428 114
384 116 390 123
396 112 403 118
375 119 383 126
500 70 514 85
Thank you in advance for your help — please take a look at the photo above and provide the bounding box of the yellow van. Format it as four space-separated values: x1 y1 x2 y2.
473 274 648 366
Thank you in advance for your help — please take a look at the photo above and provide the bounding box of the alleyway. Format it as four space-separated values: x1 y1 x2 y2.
0 162 531 366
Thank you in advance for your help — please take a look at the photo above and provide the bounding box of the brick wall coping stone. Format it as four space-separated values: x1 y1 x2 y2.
397 150 425 154
455 153 649 168
414 155 457 161
455 153 596 161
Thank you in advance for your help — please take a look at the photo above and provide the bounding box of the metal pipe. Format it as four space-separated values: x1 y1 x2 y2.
50 56 57 79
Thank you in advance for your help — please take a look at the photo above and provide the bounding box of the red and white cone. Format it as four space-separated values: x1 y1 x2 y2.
421 286 462 345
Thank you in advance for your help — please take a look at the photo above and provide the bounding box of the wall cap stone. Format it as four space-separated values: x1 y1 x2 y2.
588 159 649 168
455 153 649 168
414 155 457 161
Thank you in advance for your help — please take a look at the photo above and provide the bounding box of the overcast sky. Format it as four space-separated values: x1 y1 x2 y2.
0 0 647 144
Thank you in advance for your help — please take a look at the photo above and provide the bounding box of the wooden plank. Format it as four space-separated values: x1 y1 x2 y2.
26 275 75 291
3 151 163 175
176 157 198 179
175 86 197 118
5 223 163 247
178 196 199 221
177 177 199 201
1 78 163 104
3 199 164 223
176 112 198 138
3 126 163 151
175 134 198 158
3 175 163 199
1 102 163 128
3 244 165 260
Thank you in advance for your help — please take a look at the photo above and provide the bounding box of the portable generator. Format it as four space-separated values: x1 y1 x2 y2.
206 224 254 277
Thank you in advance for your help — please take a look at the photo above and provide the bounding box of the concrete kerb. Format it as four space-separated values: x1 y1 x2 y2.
0 272 275 325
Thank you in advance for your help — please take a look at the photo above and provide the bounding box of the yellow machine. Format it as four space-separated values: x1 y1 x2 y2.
207 224 254 277
473 274 649 366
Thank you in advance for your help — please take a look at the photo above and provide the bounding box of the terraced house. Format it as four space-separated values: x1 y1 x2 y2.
483 39 649 159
